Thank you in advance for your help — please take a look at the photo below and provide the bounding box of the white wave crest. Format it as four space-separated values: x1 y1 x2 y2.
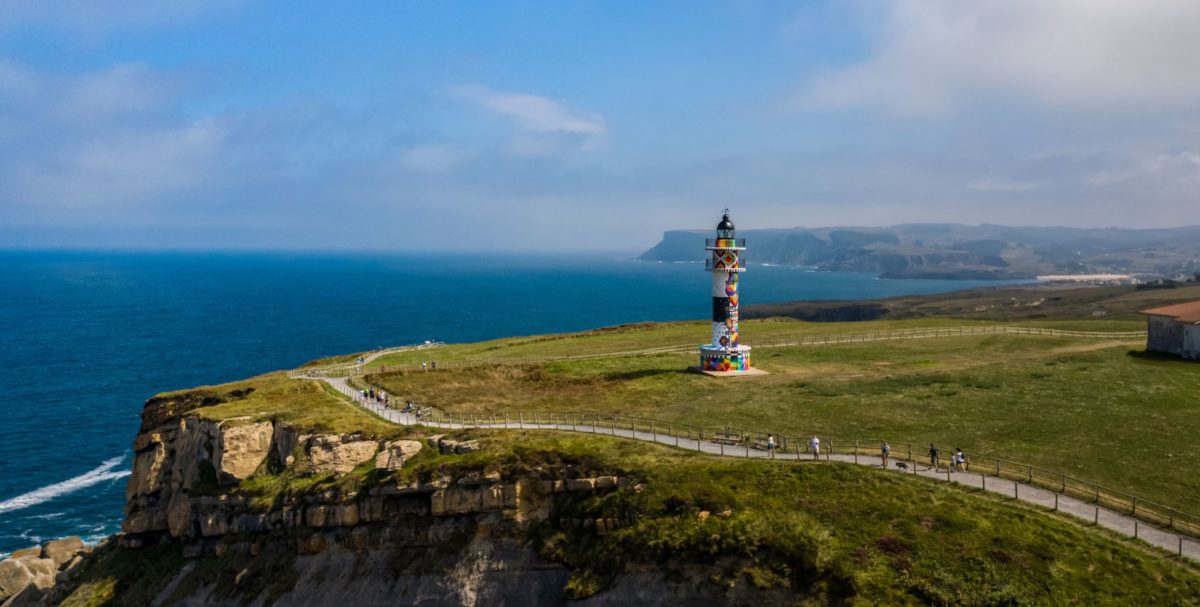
0 457 131 515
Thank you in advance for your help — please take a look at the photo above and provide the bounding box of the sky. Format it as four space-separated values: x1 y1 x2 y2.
1 0 1198 251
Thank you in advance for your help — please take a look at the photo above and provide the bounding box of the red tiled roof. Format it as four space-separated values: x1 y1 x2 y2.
1141 300 1200 323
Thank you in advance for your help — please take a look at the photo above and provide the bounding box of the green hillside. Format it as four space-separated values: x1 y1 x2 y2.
353 318 1199 513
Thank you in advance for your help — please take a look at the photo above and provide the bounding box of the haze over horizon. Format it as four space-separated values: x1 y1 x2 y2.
2 1 1199 251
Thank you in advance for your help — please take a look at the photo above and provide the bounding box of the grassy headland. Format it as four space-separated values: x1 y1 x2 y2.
61 431 1200 605
355 317 1199 513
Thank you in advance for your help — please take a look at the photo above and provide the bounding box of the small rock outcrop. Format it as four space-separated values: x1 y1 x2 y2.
307 435 378 474
216 421 273 482
0 536 90 605
375 439 423 470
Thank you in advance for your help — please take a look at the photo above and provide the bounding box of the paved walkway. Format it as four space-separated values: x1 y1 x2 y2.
317 375 1198 567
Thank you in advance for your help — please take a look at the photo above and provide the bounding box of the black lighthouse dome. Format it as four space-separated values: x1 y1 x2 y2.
716 213 735 232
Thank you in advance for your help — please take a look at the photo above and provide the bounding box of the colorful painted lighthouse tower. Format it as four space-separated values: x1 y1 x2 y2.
699 210 751 372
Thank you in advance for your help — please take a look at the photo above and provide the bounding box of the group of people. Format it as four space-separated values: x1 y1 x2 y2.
759 435 968 473
759 434 823 460
358 386 389 406
420 360 437 371
926 444 968 471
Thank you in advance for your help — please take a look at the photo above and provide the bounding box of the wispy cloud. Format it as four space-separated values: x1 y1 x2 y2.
801 0 1200 114
397 144 466 172
966 178 1037 192
451 85 606 136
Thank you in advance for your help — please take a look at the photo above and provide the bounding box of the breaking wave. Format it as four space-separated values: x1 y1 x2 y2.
0 457 130 515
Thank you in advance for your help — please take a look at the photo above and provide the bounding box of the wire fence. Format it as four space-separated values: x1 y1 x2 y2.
369 407 1199 543
294 326 1147 378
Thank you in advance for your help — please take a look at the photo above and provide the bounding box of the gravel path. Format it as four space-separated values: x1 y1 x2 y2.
317 375 1199 567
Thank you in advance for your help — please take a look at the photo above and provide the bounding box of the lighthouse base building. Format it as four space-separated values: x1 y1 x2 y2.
695 211 764 376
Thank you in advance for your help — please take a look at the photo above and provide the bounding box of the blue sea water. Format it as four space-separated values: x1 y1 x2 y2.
0 250 1018 555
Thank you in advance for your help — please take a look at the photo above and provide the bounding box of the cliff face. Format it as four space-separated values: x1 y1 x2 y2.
639 223 1200 279
96 392 743 606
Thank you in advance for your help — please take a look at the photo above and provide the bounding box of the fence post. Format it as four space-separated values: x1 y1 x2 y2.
1169 508 1176 529
1054 493 1058 511
612 419 616 435
1135 520 1139 539
519 411 524 429
592 415 596 434
1061 474 1066 493
745 438 750 458
672 423 678 447
1094 505 1099 525
651 421 656 443
572 414 577 432
1180 537 1184 557
827 439 832 461
1132 497 1137 516
947 467 951 483
720 441 725 457
908 444 912 465
534 411 539 427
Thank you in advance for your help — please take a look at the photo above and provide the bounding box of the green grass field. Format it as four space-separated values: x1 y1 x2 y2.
60 431 1200 605
358 318 1200 513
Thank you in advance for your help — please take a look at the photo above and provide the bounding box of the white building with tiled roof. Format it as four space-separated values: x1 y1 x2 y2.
1141 301 1200 359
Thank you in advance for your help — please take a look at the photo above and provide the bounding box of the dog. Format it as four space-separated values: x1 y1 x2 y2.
895 462 909 472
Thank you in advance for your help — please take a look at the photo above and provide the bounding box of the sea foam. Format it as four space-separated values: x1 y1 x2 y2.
0 457 130 515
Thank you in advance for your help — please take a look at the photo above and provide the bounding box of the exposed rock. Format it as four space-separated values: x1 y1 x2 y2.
697 511 711 523
273 423 301 468
7 549 37 561
308 435 379 474
41 537 84 568
0 559 33 602
16 556 56 590
426 434 445 449
567 478 596 491
374 439 423 471
217 421 273 483
454 440 481 454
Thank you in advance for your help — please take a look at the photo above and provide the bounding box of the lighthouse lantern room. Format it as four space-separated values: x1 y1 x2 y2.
699 210 752 372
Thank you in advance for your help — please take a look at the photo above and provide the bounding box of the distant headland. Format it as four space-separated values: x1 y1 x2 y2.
639 223 1200 281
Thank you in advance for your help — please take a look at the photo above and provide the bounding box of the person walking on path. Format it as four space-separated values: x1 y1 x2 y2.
929 444 939 471
766 434 776 459
811 436 821 460
955 448 966 472
881 441 890 468
422 361 427 371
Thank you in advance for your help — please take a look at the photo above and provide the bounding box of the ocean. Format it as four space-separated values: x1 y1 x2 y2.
0 250 1017 555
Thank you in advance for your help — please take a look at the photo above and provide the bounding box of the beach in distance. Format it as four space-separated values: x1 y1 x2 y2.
0 249 1019 556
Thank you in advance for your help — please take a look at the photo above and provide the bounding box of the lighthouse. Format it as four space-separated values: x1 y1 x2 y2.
699 210 752 372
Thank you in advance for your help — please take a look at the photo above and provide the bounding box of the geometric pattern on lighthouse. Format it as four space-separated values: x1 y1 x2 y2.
699 210 752 373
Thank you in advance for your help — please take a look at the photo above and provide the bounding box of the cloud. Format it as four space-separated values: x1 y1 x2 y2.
452 85 606 136
802 0 1200 113
0 0 236 36
0 62 222 217
397 144 466 172
966 178 1037 192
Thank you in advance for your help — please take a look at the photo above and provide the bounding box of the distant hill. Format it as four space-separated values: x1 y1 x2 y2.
639 224 1200 279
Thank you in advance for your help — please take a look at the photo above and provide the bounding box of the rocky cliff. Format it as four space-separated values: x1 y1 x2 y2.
639 223 1200 279
16 387 792 606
